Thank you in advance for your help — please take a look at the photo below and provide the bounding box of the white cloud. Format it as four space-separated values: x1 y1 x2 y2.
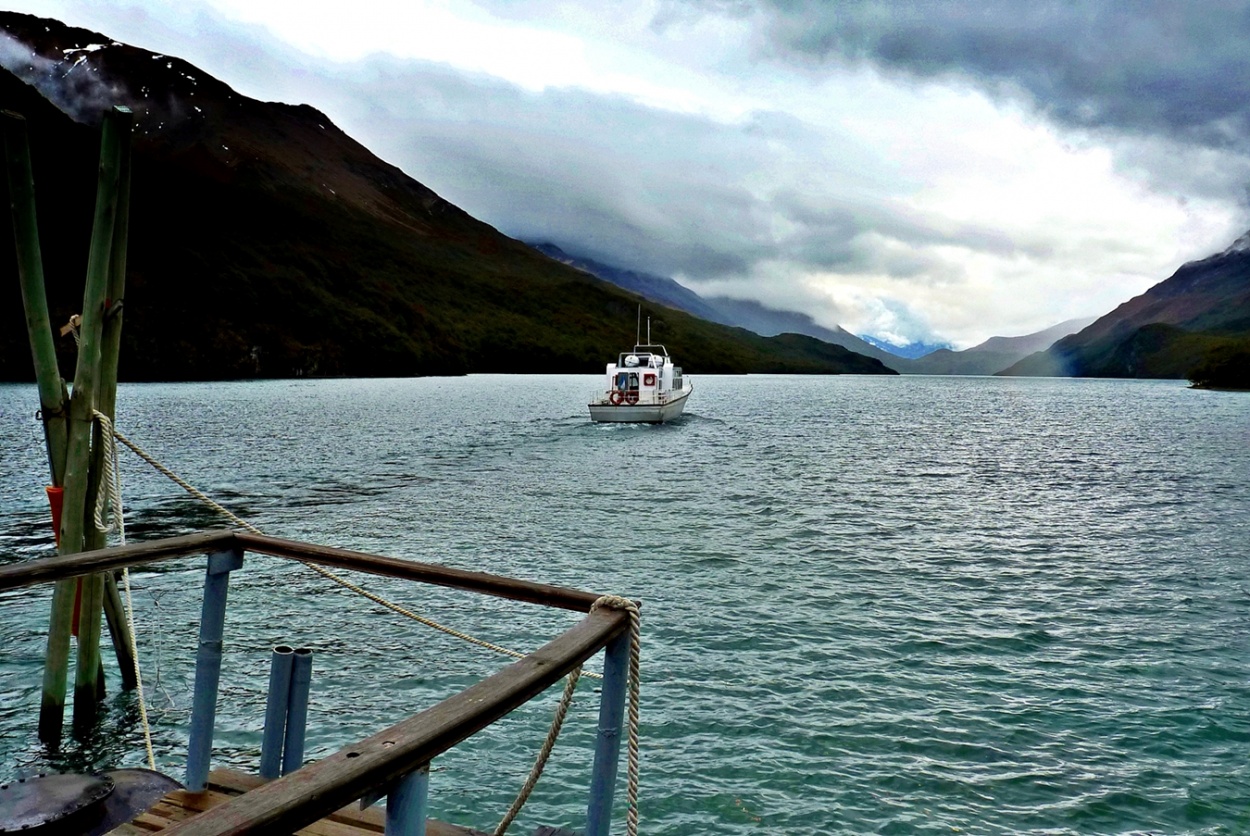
7 0 1247 347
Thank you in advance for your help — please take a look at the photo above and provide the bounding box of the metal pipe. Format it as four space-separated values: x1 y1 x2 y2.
385 764 429 836
585 630 630 836
259 646 294 780
185 548 244 791
281 648 313 776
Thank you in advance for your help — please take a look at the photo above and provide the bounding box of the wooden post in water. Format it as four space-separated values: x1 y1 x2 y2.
85 106 138 691
4 109 75 744
2 111 68 482
5 107 140 739
69 105 135 736
7 105 133 741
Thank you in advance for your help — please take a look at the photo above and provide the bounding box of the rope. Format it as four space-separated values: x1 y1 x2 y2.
91 410 156 770
496 595 641 835
99 417 645 829
493 667 582 836
102 419 601 678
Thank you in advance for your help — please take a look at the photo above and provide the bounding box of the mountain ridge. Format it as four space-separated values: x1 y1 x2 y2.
1001 244 1250 378
0 12 896 381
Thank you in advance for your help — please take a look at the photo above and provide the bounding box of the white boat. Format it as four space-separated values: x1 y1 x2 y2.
588 343 693 423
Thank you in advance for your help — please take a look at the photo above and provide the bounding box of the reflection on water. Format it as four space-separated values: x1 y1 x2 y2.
1 375 1248 834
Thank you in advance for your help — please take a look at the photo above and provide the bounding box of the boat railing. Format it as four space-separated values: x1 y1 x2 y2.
0 530 635 836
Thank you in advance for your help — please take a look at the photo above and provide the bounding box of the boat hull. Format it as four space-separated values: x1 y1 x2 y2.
588 387 692 424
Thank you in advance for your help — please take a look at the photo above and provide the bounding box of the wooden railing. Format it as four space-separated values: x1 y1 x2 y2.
0 531 634 836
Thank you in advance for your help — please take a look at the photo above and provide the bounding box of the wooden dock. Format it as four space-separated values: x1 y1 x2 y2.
108 768 487 835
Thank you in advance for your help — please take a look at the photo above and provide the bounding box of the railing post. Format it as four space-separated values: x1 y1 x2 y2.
386 764 429 836
185 547 244 791
586 630 629 836
281 647 313 775
259 645 294 780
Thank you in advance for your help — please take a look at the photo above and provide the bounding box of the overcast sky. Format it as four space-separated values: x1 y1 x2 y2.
9 0 1250 347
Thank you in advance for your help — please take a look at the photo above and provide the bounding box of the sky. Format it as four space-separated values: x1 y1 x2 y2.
7 1 1250 348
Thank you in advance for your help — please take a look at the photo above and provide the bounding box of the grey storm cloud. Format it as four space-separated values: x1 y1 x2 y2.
321 55 933 281
750 0 1250 152
15 0 1247 344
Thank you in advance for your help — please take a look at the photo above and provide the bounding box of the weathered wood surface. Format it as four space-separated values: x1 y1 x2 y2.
235 532 605 612
106 768 486 835
0 531 234 591
159 608 628 836
1 532 611 615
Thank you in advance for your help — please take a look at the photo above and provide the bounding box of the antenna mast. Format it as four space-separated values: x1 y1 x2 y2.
636 305 641 346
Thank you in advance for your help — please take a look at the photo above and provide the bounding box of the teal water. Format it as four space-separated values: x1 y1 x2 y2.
1 375 1248 834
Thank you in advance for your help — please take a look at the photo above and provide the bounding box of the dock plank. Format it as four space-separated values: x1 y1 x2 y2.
107 768 487 836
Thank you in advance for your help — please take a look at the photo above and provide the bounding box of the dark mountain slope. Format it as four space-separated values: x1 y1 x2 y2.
1002 242 1250 378
527 243 913 369
0 13 894 380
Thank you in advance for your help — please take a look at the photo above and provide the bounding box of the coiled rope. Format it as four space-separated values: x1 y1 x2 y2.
91 411 156 770
495 596 641 836
94 413 642 833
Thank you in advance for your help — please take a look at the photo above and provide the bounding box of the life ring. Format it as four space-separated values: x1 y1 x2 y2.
624 390 639 405
609 390 624 405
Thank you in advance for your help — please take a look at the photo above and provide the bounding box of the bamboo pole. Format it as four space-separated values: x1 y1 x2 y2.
2 109 77 744
2 111 68 483
29 106 123 741
86 106 138 691
69 106 133 737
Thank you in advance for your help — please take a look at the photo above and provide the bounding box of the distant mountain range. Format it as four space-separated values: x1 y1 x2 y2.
5 13 1242 386
905 317 1097 375
0 12 894 380
531 243 1098 375
1002 235 1250 381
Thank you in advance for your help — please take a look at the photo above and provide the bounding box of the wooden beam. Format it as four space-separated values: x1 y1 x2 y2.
235 532 604 612
0 531 238 592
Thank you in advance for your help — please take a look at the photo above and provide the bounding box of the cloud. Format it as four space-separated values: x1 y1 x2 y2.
748 0 1250 153
0 31 130 123
8 0 1249 347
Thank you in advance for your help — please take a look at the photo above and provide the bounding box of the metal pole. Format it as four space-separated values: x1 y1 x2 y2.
385 765 429 836
585 631 629 836
185 548 244 791
280 647 312 776
259 645 294 780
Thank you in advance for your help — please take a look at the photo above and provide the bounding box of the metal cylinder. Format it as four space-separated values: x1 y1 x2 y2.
258 645 295 780
281 648 313 776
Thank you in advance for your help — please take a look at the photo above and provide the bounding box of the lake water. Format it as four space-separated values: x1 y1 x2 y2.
1 375 1248 834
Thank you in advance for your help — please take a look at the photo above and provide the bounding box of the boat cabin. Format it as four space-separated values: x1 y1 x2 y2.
608 346 683 403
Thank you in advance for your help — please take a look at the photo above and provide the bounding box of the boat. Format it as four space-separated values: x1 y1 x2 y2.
588 343 693 423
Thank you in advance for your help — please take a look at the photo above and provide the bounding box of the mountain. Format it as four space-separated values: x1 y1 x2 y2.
857 335 952 359
528 243 728 323
0 12 895 380
1001 237 1250 379
526 243 913 367
905 317 1097 375
530 242 1109 376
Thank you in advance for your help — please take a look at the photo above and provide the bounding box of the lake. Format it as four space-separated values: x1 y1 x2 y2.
1 375 1248 834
